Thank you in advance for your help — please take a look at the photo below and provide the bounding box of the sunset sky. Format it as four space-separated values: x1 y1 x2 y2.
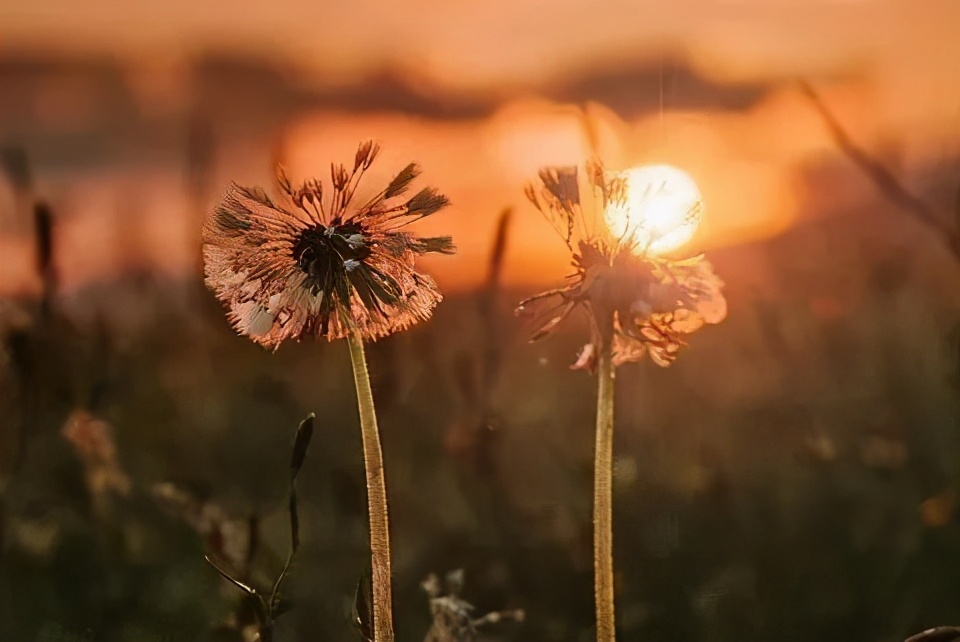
4 0 959 92
1 0 958 294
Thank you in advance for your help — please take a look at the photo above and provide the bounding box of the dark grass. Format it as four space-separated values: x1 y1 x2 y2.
0 200 958 641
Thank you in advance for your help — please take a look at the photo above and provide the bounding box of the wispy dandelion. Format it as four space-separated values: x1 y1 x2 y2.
520 162 725 369
203 142 454 642
203 140 453 349
519 160 725 641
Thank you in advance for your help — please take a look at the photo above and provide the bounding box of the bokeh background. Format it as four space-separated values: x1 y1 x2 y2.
1 1 959 641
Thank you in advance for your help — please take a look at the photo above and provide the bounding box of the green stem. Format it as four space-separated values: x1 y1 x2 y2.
594 335 616 642
347 330 395 642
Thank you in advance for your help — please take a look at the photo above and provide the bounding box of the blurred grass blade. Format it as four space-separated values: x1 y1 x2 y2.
290 413 315 481
288 413 314 554
485 208 511 290
351 567 374 642
269 413 315 615
904 628 960 642
288 487 300 554
205 555 258 597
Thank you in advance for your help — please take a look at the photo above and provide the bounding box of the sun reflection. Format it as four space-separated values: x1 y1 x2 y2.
605 164 703 256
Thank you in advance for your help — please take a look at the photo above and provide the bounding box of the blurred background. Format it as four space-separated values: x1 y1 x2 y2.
1 1 958 640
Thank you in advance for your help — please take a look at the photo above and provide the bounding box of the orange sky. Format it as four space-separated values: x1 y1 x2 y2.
3 0 959 95
1 1 958 295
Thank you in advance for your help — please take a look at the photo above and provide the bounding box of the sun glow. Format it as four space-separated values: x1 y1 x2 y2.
604 164 703 256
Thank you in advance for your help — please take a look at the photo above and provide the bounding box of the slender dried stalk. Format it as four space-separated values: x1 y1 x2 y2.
347 330 395 642
593 328 616 642
798 80 960 262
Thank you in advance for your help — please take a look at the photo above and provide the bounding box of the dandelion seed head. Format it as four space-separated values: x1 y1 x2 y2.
520 159 725 369
203 141 454 349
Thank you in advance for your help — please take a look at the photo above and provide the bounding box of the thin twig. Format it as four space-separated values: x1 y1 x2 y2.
798 80 960 261
269 413 314 610
206 414 314 642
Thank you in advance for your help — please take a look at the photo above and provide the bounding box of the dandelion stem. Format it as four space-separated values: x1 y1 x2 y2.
594 330 616 642
347 330 395 642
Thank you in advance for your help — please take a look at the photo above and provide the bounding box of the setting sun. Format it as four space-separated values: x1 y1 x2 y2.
604 164 703 256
